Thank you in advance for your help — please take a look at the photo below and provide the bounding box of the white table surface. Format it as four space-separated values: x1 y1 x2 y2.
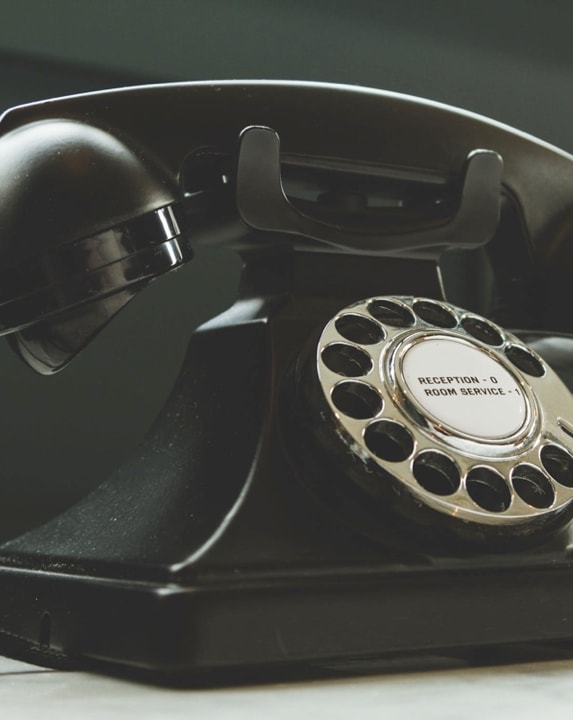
4 655 573 719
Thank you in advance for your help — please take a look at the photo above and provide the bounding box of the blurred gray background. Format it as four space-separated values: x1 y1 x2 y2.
0 0 572 538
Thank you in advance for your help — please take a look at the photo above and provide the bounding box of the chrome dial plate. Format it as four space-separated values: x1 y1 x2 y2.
316 296 573 532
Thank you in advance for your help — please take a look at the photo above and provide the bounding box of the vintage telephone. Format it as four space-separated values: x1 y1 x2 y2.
2 80 573 682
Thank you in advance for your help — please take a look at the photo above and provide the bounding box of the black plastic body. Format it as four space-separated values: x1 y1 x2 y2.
1 82 573 682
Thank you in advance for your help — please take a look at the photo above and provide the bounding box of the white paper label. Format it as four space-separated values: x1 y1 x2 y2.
400 337 527 440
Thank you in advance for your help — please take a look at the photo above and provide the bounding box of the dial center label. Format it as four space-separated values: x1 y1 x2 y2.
400 337 527 440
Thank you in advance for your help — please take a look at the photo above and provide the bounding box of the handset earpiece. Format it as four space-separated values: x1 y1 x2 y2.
0 118 191 373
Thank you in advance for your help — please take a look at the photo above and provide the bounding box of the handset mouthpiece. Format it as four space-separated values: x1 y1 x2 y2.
0 118 192 373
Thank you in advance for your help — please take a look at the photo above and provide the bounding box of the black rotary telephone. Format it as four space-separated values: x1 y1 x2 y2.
2 80 573 682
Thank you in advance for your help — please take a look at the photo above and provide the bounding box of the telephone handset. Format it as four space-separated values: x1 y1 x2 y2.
1 81 573 680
